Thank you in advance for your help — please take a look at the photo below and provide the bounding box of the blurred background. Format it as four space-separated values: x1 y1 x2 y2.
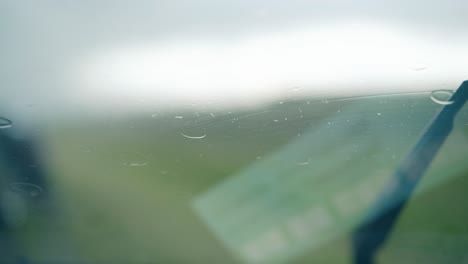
0 0 468 263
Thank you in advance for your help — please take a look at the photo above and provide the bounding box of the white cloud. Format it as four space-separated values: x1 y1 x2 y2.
74 22 468 110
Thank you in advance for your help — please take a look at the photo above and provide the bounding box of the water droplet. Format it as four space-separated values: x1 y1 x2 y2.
279 101 284 105
377 112 382 116
81 146 92 153
410 66 428 71
119 152 148 167
409 62 429 71
9 182 43 197
210 113 216 117
128 162 147 167
0 117 13 129
289 87 301 92
284 117 288 121
430 90 454 105
175 116 184 119
180 132 206 139
295 157 310 166
273 119 279 122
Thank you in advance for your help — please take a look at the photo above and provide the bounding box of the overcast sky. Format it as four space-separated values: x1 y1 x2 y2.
1 0 468 120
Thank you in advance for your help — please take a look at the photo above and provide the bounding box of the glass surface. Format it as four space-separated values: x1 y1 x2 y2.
1 1 468 263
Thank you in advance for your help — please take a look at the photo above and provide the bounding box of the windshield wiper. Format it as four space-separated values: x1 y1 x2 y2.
352 80 468 264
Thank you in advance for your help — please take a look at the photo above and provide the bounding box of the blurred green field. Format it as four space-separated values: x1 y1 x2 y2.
14 93 468 263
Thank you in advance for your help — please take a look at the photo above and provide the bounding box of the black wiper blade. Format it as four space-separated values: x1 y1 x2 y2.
352 80 468 264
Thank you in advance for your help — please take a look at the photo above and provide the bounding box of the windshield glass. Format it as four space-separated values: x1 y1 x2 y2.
1 1 468 264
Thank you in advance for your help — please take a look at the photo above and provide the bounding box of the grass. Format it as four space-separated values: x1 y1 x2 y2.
10 93 468 263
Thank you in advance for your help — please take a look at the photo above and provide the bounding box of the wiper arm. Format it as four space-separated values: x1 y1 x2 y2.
352 80 468 264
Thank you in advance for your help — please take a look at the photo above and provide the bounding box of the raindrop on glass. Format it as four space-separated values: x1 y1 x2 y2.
289 87 301 92
295 157 310 166
410 66 428 71
0 117 12 129
128 162 147 167
119 152 148 167
180 132 206 139
430 90 454 105
9 182 43 197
